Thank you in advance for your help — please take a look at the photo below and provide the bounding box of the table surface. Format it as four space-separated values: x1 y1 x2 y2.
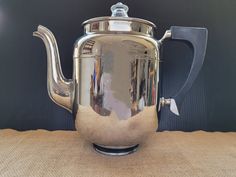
0 130 236 177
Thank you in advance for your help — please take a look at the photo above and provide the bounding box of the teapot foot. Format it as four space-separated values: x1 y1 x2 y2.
93 144 139 156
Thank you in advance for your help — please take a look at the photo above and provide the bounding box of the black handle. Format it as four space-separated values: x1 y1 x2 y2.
168 26 208 114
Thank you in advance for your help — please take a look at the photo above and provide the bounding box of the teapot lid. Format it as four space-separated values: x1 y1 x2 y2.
82 2 156 36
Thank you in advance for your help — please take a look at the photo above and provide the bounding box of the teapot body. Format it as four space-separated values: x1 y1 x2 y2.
73 33 159 149
33 2 208 156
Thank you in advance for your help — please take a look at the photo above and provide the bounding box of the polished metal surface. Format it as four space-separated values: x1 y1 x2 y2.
159 97 171 107
33 25 74 112
93 144 138 156
158 30 171 44
33 2 205 155
73 34 158 118
82 17 156 28
83 20 155 37
31 1 159 152
82 2 155 37
94 148 136 156
159 97 179 116
32 1 161 153
33 24 159 150
74 33 159 147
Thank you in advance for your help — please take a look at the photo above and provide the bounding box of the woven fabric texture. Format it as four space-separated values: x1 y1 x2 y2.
0 130 236 177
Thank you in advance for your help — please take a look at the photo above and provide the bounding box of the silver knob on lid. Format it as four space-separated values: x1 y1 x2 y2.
111 2 129 17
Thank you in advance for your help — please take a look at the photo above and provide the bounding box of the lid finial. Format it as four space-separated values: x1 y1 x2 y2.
111 2 129 17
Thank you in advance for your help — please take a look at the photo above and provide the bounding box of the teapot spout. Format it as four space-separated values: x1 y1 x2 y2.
33 25 73 112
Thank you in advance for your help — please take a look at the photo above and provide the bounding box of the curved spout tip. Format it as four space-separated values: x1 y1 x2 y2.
37 25 48 32
33 25 51 38
33 25 42 37
33 31 40 37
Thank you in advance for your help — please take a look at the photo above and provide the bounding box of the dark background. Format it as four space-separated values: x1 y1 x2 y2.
0 0 236 131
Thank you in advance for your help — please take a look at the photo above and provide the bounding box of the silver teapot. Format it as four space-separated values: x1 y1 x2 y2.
33 2 208 155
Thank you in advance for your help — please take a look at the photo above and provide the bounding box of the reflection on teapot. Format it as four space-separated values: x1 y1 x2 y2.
33 2 208 155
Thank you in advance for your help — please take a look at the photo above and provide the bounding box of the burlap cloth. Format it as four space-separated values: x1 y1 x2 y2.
0 130 236 177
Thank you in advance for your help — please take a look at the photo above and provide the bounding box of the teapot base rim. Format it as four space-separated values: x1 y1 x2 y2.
93 144 139 156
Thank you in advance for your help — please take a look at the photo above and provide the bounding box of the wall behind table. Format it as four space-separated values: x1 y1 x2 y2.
0 0 235 131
